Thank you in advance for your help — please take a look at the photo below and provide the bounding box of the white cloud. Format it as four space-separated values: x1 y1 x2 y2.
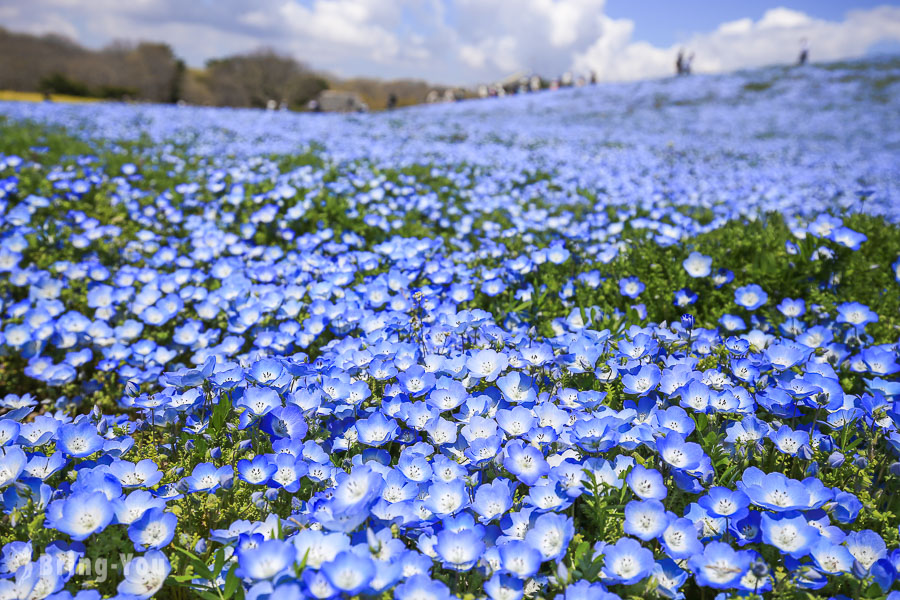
2 1 900 85
574 6 900 81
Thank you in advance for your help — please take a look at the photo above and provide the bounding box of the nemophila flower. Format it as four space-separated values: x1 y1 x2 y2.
394 575 452 600
648 560 688 598
656 432 705 471
128 507 177 551
237 455 276 485
0 446 27 488
619 276 645 299
237 538 296 581
484 572 524 600
661 517 704 559
48 491 114 541
14 554 64 599
600 537 655 585
184 462 232 494
331 465 384 512
466 348 508 382
688 541 751 589
524 512 574 561
621 364 661 396
737 467 811 511
435 529 485 571
109 458 163 488
427 379 468 411
320 550 374 594
765 343 808 371
673 287 698 307
116 550 170 599
776 298 806 318
268 453 307 493
859 347 900 376
397 451 433 483
260 405 308 439
496 406 535 437
497 540 542 578
624 499 669 541
237 387 282 418
844 530 887 572
355 412 399 447
113 490 166 524
836 301 878 328
810 539 854 574
424 479 469 517
769 425 810 456
473 478 514 523
829 226 867 250
0 420 21 447
734 284 768 311
626 464 667 500
503 441 550 486
718 313 746 332
698 487 750 519
496 372 537 404
683 252 712 277
760 512 820 558
397 366 435 397
56 421 104 458
0 540 31 575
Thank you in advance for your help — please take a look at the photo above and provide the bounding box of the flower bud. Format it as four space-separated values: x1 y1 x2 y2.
827 452 845 468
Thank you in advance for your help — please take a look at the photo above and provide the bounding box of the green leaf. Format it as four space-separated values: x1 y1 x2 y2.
223 563 241 599
213 548 226 579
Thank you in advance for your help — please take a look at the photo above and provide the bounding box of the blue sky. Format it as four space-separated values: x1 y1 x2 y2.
2 1 899 85
606 1 893 46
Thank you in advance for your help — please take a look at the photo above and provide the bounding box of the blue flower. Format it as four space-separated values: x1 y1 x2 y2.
622 365 661 396
128 507 177 551
683 252 712 278
0 446 26 488
737 467 811 512
57 421 104 458
810 539 854 574
688 541 751 589
48 491 114 541
503 441 550 486
237 387 282 418
698 486 750 519
321 550 374 594
184 462 232 494
466 349 509 382
656 432 705 471
624 499 669 541
661 517 704 559
524 512 573 561
734 284 768 311
473 478 514 523
600 537 654 585
355 412 399 447
237 455 277 485
436 528 485 571
117 550 170 599
237 538 296 581
760 512 820 558
619 276 645 299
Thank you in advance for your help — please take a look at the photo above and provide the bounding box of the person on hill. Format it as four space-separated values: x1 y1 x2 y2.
798 38 809 66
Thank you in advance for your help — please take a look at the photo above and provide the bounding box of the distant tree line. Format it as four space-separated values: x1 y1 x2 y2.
0 27 446 110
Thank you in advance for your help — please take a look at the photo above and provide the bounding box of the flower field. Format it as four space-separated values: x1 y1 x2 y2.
0 58 899 600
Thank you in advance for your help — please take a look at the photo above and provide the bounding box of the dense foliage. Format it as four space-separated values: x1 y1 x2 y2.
0 59 898 600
